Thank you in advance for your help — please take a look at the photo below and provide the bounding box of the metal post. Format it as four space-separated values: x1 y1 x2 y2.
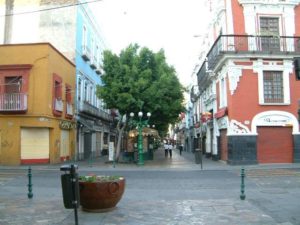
137 123 144 165
200 149 203 170
70 164 78 225
27 166 33 199
240 167 246 200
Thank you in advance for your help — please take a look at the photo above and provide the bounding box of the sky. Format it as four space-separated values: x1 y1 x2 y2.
90 0 209 87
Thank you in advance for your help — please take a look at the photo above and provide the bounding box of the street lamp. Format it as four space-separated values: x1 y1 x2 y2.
130 111 151 166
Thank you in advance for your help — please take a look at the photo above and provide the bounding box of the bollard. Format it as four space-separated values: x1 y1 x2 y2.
27 166 33 199
240 167 246 200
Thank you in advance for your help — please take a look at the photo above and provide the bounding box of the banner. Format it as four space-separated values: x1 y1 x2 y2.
108 142 114 161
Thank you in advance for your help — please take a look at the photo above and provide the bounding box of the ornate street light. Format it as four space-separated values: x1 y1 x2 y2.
130 111 151 165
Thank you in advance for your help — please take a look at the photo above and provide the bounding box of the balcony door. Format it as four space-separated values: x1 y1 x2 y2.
3 76 23 110
5 76 22 93
260 17 280 51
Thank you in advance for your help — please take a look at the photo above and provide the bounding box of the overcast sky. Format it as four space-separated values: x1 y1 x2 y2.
90 0 209 87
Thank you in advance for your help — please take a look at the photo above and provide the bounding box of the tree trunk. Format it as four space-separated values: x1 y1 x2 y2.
115 115 126 162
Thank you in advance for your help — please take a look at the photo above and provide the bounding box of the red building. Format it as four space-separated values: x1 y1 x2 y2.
194 0 300 164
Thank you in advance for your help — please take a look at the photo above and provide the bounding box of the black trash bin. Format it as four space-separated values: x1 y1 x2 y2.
60 164 80 209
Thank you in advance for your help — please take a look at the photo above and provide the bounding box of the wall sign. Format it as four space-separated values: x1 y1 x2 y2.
59 120 75 130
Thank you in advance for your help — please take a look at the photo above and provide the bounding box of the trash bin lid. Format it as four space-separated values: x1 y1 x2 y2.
60 164 78 171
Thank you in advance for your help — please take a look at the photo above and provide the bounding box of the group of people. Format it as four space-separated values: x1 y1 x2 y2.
164 142 174 158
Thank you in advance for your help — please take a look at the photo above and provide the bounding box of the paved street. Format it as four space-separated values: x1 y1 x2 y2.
0 148 299 225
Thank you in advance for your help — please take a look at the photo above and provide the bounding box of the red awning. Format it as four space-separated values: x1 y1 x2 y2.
214 107 228 119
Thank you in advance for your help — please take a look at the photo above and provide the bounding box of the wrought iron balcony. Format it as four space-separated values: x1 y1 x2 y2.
54 98 63 112
0 93 27 112
90 56 97 69
78 100 113 121
95 63 103 75
197 35 300 92
82 45 91 61
206 35 300 70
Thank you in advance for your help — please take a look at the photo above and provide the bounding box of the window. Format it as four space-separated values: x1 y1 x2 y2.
96 45 99 65
82 25 87 47
65 85 72 103
91 36 94 60
260 17 280 51
0 65 31 112
219 78 227 108
78 78 81 101
65 84 73 117
52 74 63 115
54 81 61 99
90 86 93 104
263 71 283 103
5 76 22 93
84 81 88 101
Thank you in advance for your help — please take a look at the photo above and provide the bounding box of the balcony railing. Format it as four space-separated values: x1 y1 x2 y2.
206 35 300 71
66 103 73 116
0 93 27 112
197 35 300 92
96 63 103 75
78 100 113 121
82 45 91 61
54 98 63 112
90 56 97 69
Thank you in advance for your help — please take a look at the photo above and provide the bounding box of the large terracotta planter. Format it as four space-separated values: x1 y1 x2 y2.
79 176 125 212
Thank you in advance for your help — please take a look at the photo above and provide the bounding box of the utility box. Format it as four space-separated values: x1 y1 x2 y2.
60 164 80 209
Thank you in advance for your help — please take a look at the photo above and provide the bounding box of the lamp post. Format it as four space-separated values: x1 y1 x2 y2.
130 111 151 166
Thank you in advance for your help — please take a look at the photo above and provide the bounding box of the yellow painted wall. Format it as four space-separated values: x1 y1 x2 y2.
0 43 76 165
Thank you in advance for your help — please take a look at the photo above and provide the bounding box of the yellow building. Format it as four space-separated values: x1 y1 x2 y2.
0 43 76 165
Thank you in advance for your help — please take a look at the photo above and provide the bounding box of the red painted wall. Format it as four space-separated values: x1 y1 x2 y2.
295 4 300 36
228 69 258 125
228 67 300 130
231 0 246 35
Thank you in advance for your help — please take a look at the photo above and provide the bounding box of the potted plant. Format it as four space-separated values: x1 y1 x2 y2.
78 174 125 212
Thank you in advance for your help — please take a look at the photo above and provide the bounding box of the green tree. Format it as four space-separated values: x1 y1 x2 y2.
96 44 185 160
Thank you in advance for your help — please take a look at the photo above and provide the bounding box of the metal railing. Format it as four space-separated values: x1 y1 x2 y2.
54 98 63 112
197 35 300 92
78 100 113 121
206 35 300 70
0 93 27 111
66 103 73 115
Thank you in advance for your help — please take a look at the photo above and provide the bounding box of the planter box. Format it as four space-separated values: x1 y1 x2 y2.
79 176 125 212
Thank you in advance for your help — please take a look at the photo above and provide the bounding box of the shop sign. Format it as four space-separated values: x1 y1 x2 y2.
59 120 75 130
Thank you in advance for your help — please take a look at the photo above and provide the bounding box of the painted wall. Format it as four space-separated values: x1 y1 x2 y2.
0 43 76 165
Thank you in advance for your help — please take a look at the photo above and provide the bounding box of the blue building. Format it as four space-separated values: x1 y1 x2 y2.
75 2 115 160
1 0 116 162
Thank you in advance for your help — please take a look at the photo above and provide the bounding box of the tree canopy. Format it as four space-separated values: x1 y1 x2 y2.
96 44 185 134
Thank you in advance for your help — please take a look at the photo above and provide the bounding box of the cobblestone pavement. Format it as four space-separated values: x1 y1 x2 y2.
0 148 299 225
59 199 279 225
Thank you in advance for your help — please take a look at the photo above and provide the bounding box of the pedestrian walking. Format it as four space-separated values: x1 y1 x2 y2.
179 143 183 155
164 141 168 157
168 143 173 158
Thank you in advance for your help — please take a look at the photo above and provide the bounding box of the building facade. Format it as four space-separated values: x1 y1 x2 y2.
0 43 76 165
191 0 300 164
75 3 115 160
0 0 116 161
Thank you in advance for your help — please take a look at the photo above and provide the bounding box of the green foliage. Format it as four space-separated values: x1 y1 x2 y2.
96 44 185 134
79 175 122 183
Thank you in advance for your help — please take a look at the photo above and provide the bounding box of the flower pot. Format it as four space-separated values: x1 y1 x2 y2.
79 176 125 212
